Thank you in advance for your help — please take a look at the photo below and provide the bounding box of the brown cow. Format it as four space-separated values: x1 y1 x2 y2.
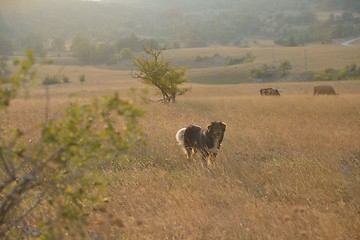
313 85 337 95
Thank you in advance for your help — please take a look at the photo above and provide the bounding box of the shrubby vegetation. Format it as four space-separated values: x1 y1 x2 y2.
195 52 255 66
226 53 255 65
249 60 292 81
42 74 70 85
249 62 360 82
298 63 360 81
79 74 86 83
0 51 144 239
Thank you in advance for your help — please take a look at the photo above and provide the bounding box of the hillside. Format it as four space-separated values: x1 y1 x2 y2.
0 0 360 56
44 43 360 84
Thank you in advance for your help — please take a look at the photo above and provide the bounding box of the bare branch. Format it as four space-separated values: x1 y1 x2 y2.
0 190 47 238
0 178 16 195
0 148 64 226
0 174 38 226
0 147 16 181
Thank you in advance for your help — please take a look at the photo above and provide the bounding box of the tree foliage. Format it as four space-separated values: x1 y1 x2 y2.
249 60 293 81
312 63 360 81
71 35 116 65
0 51 144 239
132 48 189 103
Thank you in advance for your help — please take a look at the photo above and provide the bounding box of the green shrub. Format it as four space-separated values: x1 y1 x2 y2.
0 51 144 239
226 53 255 65
249 60 292 81
42 75 61 85
79 74 86 83
312 64 360 81
62 75 70 83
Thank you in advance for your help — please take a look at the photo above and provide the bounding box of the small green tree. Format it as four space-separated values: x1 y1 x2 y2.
249 64 277 80
132 47 189 103
278 60 292 77
79 74 86 83
249 61 293 81
0 50 144 239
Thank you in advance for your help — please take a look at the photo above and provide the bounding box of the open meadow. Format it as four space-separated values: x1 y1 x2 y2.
1 44 360 239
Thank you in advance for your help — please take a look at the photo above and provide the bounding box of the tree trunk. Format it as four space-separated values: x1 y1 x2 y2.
170 94 176 103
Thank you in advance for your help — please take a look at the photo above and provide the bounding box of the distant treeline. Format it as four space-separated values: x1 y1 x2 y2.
0 0 360 56
274 12 360 46
248 62 360 82
302 63 360 81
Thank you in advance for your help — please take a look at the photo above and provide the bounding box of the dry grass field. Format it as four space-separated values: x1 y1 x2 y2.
2 44 360 239
92 82 360 240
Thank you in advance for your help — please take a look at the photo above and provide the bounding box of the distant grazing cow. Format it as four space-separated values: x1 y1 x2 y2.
313 85 337 95
271 88 280 96
260 88 280 96
260 88 272 95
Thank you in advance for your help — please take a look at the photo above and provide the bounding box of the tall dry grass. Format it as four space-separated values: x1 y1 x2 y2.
2 64 360 239
86 83 360 239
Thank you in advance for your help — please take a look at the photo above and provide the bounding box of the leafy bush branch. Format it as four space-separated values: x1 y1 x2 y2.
0 51 144 239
